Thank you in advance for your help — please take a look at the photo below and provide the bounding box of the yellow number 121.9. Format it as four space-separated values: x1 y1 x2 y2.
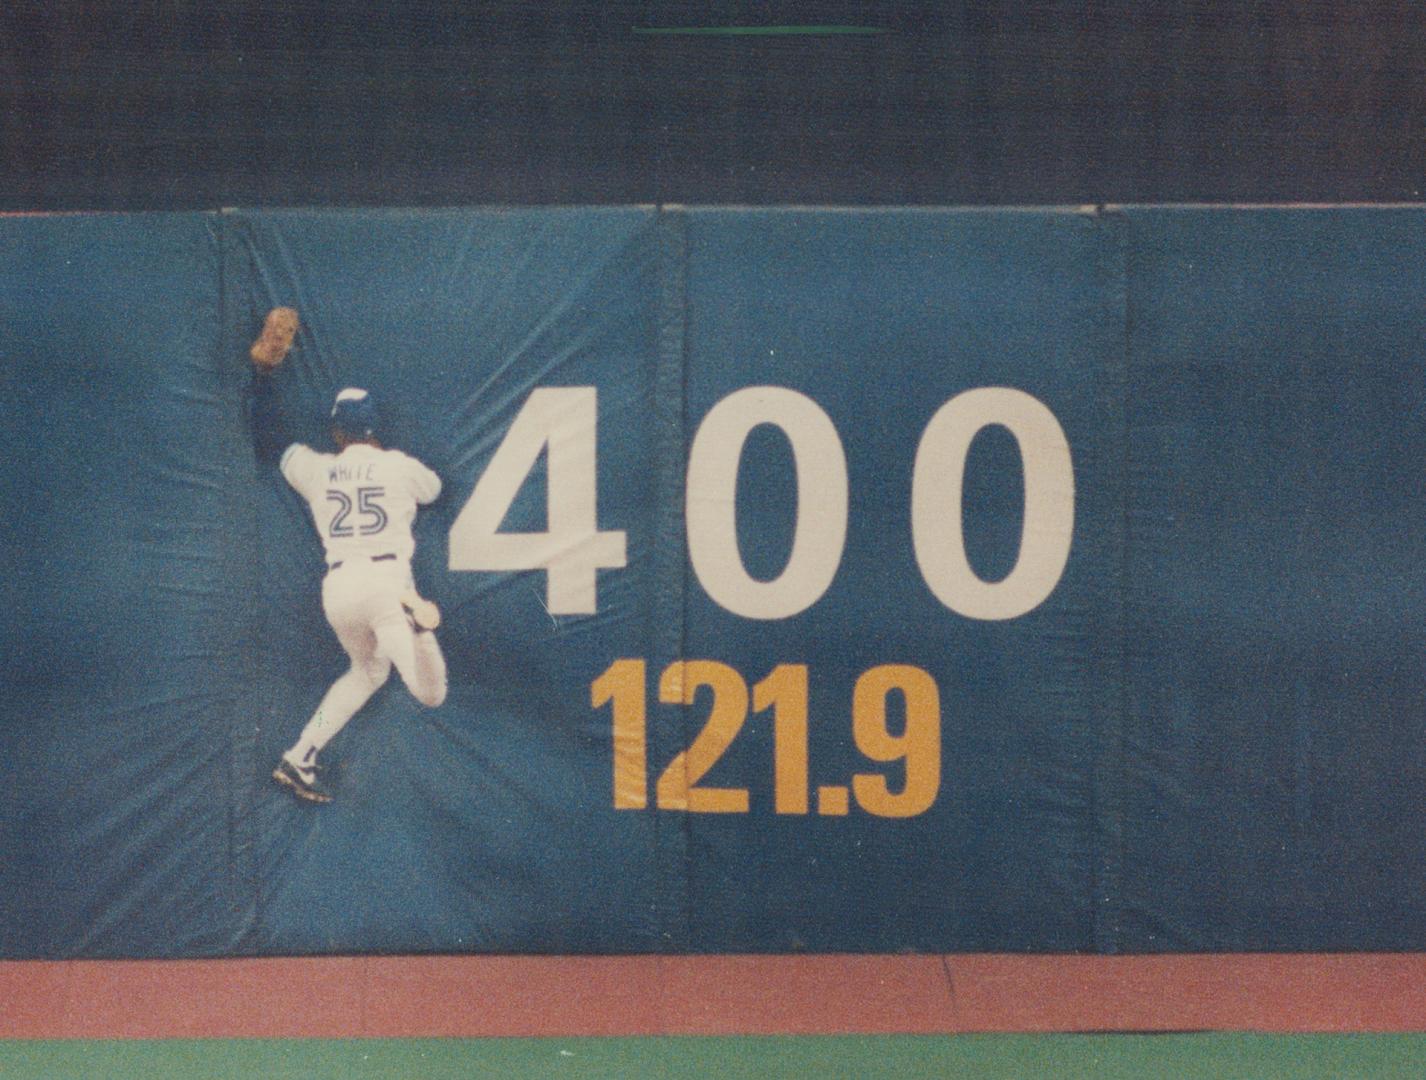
591 659 940 817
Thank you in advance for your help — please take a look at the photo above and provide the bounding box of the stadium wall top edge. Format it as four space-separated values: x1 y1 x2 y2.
4 201 1426 219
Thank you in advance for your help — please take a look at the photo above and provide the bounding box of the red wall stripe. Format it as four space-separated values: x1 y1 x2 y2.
2 954 1424 1038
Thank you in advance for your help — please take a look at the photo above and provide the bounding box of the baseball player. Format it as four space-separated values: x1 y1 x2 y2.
250 309 448 804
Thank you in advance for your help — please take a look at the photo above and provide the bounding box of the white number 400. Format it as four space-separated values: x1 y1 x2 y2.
448 388 626 615
448 385 1074 621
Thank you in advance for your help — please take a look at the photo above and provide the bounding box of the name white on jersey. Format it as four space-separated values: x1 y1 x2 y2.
281 443 441 564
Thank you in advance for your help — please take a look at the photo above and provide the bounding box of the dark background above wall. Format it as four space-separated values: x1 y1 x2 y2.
3 1 1424 211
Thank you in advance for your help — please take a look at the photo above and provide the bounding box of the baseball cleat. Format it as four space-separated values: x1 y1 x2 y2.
400 590 441 632
273 758 332 804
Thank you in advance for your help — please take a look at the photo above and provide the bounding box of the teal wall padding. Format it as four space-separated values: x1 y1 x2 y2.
3 206 1425 957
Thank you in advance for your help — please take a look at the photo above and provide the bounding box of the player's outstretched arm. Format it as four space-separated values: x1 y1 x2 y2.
249 307 300 468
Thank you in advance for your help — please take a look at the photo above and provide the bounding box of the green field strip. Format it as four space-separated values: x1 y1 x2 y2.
2 1035 1425 1079
632 25 889 36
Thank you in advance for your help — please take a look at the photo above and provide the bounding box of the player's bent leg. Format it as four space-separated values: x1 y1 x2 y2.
399 589 441 632
411 628 448 707
375 613 447 708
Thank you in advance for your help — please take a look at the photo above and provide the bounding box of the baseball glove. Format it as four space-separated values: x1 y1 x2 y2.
250 307 300 370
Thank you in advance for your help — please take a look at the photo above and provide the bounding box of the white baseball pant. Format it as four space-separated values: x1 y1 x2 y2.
287 559 447 765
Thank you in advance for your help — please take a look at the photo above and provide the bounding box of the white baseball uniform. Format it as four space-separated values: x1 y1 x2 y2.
280 440 448 767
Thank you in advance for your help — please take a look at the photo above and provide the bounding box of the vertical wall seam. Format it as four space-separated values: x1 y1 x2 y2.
653 204 692 950
214 206 246 952
1093 207 1131 953
219 208 262 953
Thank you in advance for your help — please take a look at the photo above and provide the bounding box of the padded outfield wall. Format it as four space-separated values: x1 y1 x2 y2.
2 205 1424 958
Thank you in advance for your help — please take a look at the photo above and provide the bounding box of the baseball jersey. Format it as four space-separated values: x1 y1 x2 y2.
281 442 441 565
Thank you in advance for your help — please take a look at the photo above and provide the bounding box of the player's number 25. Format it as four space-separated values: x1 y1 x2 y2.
327 486 389 538
447 386 1074 619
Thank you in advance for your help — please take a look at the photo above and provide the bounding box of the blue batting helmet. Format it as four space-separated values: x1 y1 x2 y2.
331 387 379 440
